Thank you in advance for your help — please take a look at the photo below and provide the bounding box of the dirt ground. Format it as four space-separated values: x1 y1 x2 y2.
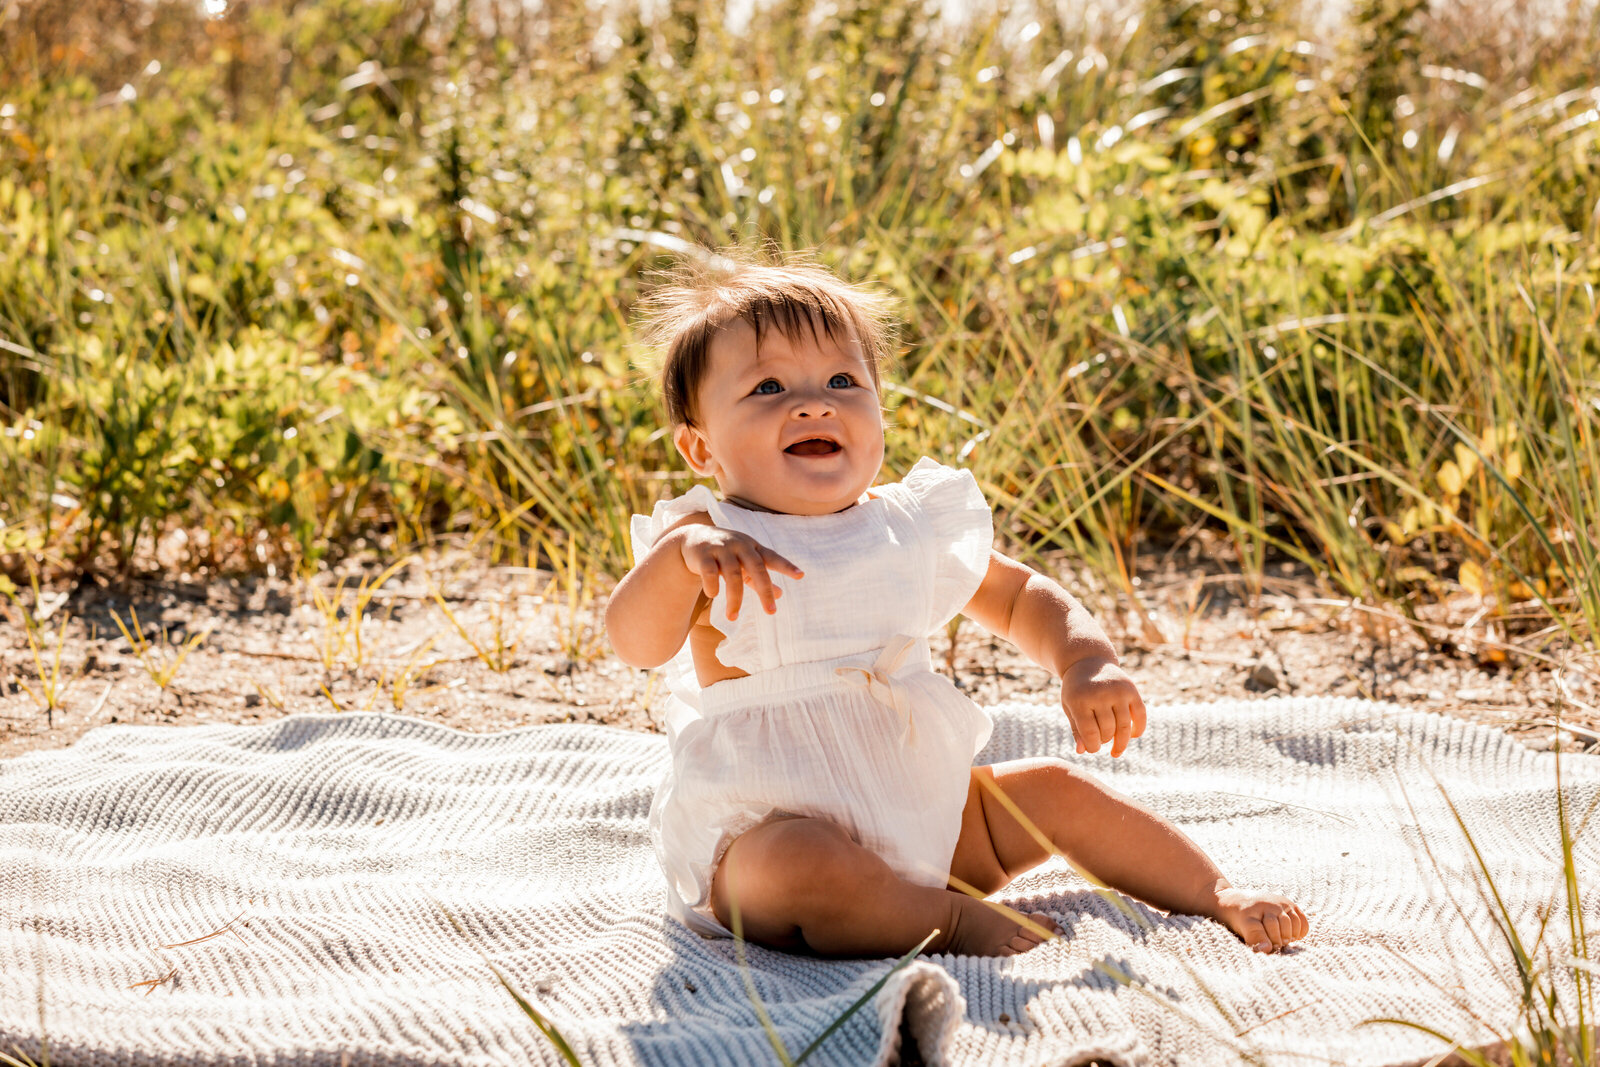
5 535 1599 762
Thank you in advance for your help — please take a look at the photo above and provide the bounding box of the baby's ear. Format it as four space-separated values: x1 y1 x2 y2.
673 423 716 477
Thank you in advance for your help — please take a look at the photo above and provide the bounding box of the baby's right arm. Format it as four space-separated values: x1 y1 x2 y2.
604 516 804 669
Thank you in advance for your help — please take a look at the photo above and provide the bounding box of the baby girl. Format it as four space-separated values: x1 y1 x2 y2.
606 253 1309 959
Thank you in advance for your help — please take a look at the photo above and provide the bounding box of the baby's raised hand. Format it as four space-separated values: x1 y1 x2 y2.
1060 657 1147 757
677 525 804 620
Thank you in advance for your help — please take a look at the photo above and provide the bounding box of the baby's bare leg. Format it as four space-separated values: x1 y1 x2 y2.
951 761 1309 952
710 816 1057 958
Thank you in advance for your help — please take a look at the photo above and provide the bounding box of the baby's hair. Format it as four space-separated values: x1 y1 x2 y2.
634 247 898 427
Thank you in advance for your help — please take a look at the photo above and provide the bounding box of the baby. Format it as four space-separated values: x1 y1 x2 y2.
606 252 1309 959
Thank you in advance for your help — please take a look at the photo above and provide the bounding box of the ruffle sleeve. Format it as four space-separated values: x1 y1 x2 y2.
628 483 728 566
627 483 761 675
900 457 994 628
625 483 732 737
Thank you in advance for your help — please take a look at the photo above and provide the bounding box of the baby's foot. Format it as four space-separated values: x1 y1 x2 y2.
1212 887 1309 953
942 896 1061 957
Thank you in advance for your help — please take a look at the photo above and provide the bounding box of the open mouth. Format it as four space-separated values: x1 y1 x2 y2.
784 438 842 456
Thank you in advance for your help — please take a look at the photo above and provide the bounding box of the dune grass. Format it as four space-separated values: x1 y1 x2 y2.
0 0 1595 662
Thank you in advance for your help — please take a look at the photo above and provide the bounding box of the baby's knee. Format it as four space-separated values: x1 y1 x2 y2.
997 755 1092 795
981 757 1106 827
716 818 868 915
745 817 860 886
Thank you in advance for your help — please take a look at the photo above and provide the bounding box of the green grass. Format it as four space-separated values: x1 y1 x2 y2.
2 0 1596 665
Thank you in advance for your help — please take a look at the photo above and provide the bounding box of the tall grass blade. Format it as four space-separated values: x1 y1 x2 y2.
724 893 794 1067
436 904 582 1067
791 930 939 1066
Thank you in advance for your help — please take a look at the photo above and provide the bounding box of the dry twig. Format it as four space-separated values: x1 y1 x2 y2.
159 910 248 949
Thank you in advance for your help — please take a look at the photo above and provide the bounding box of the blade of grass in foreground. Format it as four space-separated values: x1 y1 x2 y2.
1370 729 1600 1065
725 889 939 1066
791 930 939 1066
487 963 583 1067
437 903 582 1067
1358 1019 1496 1067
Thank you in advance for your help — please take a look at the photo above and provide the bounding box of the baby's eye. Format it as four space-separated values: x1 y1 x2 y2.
752 379 783 395
827 373 856 388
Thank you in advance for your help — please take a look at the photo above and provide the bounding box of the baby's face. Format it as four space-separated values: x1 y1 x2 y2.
674 317 885 515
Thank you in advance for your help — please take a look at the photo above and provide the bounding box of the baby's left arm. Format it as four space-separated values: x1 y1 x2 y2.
962 551 1148 756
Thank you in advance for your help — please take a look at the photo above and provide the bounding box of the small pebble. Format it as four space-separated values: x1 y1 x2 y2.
1245 662 1280 691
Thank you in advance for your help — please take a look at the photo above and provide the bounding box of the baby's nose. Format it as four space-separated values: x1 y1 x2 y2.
791 391 835 416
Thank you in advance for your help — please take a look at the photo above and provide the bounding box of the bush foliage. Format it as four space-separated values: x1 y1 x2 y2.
1 0 1598 653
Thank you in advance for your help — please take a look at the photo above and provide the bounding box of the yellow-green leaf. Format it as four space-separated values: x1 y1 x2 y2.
185 273 220 303
1437 460 1464 496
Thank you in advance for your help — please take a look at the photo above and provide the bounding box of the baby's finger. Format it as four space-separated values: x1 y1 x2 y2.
1111 708 1132 757
1071 709 1102 753
722 559 745 620
760 546 805 580
1093 705 1119 754
699 562 722 604
739 546 782 614
746 575 781 615
1130 695 1149 738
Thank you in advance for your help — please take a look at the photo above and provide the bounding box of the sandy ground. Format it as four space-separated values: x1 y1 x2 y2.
5 543 1598 762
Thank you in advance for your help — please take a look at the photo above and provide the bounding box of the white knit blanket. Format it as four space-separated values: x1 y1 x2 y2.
3 697 1597 1067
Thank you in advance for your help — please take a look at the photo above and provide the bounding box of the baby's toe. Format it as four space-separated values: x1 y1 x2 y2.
1003 932 1045 955
1024 911 1061 940
1240 917 1273 953
1010 912 1050 944
1004 914 1058 954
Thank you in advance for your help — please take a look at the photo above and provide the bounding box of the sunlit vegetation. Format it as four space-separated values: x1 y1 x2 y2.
1 0 1598 671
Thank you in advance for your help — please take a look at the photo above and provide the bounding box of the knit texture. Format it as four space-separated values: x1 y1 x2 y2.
2 696 1596 1066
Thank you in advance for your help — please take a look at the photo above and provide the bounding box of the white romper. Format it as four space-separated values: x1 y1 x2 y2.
629 457 996 938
